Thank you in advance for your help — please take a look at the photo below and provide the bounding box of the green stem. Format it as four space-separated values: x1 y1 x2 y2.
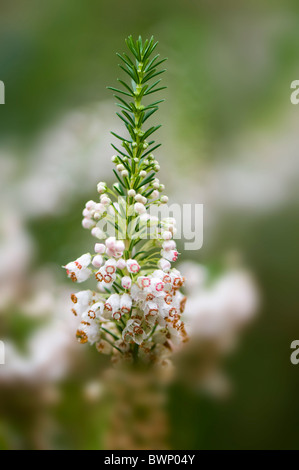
101 327 119 341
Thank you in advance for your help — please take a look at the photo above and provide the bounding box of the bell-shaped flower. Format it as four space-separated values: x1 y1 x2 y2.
64 253 92 283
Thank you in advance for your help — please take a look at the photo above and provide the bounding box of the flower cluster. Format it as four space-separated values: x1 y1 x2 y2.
63 36 188 366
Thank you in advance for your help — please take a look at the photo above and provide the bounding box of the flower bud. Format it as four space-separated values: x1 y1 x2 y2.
82 218 95 229
86 200 96 210
116 258 127 270
82 208 91 218
105 236 116 249
134 202 146 214
162 230 172 240
115 240 125 252
163 240 176 251
92 255 103 268
161 249 178 262
97 182 106 193
94 243 106 254
121 276 132 289
101 196 111 205
91 227 105 239
158 258 171 271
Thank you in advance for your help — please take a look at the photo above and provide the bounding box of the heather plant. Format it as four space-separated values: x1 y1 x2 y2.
63 36 188 368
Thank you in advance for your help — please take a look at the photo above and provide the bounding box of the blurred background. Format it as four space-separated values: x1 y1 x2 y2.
0 0 298 449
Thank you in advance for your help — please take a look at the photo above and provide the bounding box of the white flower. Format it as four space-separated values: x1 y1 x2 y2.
122 319 147 345
169 269 184 289
105 294 122 320
106 236 115 248
162 230 172 240
105 258 117 275
92 254 103 268
121 276 132 289
94 243 106 254
105 237 125 258
64 253 92 283
150 278 165 294
144 301 159 321
137 276 152 290
162 240 176 251
161 249 178 262
128 189 136 197
82 218 95 229
70 290 93 316
97 182 106 193
100 192 111 202
127 259 140 273
134 202 146 214
120 293 132 314
77 320 100 345
95 266 116 287
115 240 125 252
91 227 105 239
116 258 127 270
158 258 171 271
82 301 104 321
86 200 97 210
82 208 91 218
93 203 106 219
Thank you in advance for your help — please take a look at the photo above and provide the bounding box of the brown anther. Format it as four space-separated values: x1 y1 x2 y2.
95 272 103 281
88 310 96 320
76 329 88 344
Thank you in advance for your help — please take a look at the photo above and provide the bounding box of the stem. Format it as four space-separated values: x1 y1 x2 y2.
101 327 119 341
104 337 123 354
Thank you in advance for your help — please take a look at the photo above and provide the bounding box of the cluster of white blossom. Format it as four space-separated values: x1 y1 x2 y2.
63 174 188 366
